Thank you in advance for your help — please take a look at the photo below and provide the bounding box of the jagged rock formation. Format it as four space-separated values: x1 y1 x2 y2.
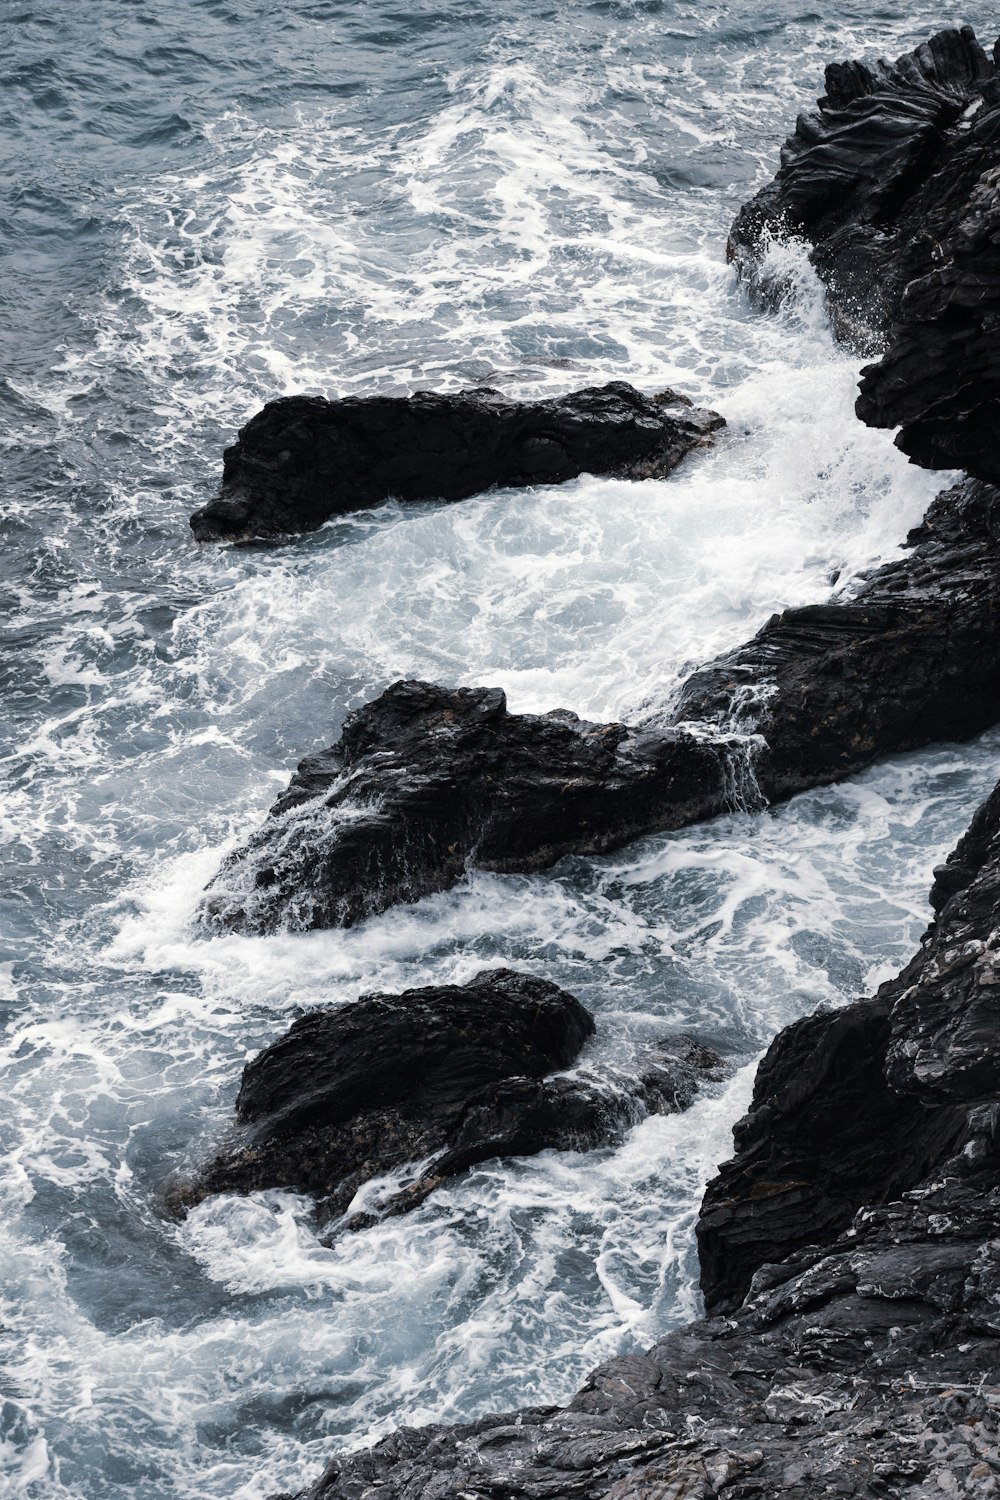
856 143 1000 484
729 24 1000 485
674 477 1000 803
190 382 724 541
201 682 731 932
288 760 1000 1500
701 773 1000 1317
171 969 723 1228
728 26 996 342
203 477 1000 934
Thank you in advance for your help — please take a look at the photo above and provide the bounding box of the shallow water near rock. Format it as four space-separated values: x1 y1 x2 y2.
4 3 1000 1496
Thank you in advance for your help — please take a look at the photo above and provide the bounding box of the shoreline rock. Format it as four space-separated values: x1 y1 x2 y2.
170 969 724 1228
203 476 1000 935
728 24 1000 486
855 145 1000 484
290 768 1000 1500
728 26 996 347
190 381 724 542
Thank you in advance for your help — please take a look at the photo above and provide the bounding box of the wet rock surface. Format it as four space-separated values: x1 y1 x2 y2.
290 766 1000 1500
189 381 724 541
855 141 1000 484
728 26 996 342
729 24 1000 485
204 477 1000 935
201 680 730 933
675 477 1000 804
174 969 723 1227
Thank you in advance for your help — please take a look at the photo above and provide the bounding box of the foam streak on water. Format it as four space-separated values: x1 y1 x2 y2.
3 3 1000 1496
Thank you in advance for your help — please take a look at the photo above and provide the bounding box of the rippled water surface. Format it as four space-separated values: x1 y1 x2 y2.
4 3 1000 1496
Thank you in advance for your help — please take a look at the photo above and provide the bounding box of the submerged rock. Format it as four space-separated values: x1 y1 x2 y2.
203 477 1000 934
290 769 1000 1500
173 969 723 1226
190 381 724 541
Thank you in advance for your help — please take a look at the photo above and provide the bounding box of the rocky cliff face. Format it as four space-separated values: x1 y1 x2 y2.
728 27 996 341
729 25 1000 487
171 969 722 1230
855 144 1000 484
204 477 1000 935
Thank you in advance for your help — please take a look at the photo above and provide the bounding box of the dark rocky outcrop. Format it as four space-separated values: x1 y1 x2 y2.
855 149 1000 484
288 764 1000 1500
728 26 996 343
729 25 1000 485
172 969 723 1227
674 476 1000 804
203 477 1000 934
190 382 724 541
695 985 964 1313
201 681 732 932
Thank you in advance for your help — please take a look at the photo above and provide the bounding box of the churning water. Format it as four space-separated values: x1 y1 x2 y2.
4 3 999 1495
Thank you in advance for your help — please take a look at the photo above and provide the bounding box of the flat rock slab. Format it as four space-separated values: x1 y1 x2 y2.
171 968 723 1227
189 381 724 541
202 478 1000 935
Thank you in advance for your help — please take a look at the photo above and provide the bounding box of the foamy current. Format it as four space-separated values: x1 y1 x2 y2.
3 3 999 1496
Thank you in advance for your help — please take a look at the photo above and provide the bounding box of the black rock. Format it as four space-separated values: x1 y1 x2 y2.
190 382 724 541
201 680 731 932
696 992 966 1312
171 969 723 1226
674 476 1000 804
290 773 1000 1500
856 142 1000 484
728 26 997 345
203 477 1000 934
729 25 1000 485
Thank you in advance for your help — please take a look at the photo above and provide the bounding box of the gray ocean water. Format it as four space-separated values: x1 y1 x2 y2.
3 4 999 1496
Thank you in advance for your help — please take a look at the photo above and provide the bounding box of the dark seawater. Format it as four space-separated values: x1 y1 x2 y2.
2 4 999 1496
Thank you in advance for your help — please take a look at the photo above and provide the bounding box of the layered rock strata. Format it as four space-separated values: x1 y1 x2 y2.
288 759 1000 1500
190 382 724 541
173 968 723 1227
203 477 1000 934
